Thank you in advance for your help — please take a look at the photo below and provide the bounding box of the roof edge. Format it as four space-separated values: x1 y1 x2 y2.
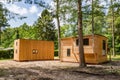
61 34 108 40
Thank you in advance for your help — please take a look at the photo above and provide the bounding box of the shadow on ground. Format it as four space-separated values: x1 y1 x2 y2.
0 63 120 80
0 61 120 80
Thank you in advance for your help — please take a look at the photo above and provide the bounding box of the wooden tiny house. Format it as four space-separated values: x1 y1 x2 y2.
61 34 108 64
14 39 54 61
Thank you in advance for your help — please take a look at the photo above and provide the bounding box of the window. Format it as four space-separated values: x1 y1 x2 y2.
67 49 71 57
16 49 17 54
102 40 106 55
76 38 89 46
32 49 38 54
103 40 106 50
16 42 17 46
76 39 79 46
32 49 36 54
83 38 89 45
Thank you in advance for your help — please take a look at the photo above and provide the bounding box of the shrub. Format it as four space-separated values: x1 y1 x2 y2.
54 50 58 56
0 48 13 59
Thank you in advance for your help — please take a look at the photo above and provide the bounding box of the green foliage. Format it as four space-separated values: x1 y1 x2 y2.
61 24 77 38
0 3 8 27
34 9 56 41
83 0 106 35
1 23 36 48
18 23 36 39
0 11 57 48
53 0 107 36
0 3 9 45
54 50 58 56
115 36 120 54
111 55 120 61
52 0 120 53
54 41 58 50
1 27 16 48
0 48 13 59
106 0 120 54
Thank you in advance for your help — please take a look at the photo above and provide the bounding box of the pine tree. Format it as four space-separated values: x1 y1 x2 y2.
35 9 55 41
77 0 86 67
0 3 9 45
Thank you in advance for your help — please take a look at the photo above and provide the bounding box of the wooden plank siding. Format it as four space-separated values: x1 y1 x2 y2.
61 35 108 64
14 39 54 61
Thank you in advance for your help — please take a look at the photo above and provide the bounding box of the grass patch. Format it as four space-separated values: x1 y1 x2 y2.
108 55 120 61
111 55 120 61
0 58 12 61
54 56 59 59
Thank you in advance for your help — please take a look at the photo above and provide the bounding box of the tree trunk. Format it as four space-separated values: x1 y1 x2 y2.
0 27 1 45
92 0 95 54
111 0 115 56
56 0 61 58
77 0 86 67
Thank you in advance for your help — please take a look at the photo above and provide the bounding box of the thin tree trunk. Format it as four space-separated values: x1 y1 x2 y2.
56 0 61 58
92 0 95 54
77 0 86 67
111 0 115 56
0 27 1 45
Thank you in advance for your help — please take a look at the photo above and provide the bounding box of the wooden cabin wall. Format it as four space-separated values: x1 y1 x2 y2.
73 37 93 54
61 38 79 62
14 40 20 61
61 36 97 63
83 37 94 54
19 39 30 60
94 36 107 63
60 35 108 64
61 37 97 63
14 39 54 61
73 37 97 63
84 36 98 63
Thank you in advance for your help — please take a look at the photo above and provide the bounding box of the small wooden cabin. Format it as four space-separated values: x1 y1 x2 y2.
14 39 54 61
61 34 108 64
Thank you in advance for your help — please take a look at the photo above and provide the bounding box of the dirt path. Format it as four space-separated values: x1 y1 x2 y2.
0 60 120 80
0 60 79 69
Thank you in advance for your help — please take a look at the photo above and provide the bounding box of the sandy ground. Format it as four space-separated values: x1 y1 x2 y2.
0 60 120 80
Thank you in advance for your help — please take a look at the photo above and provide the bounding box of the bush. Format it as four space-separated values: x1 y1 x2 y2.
54 50 58 56
0 48 13 59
